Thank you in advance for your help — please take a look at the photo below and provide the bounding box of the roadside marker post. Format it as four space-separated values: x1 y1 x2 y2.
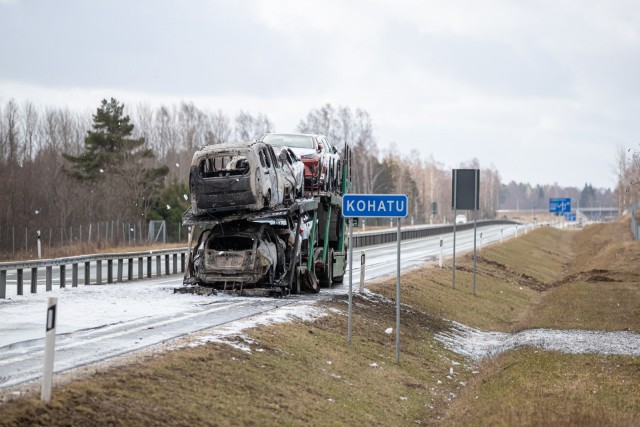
439 238 443 268
359 252 366 293
343 194 408 364
41 297 57 403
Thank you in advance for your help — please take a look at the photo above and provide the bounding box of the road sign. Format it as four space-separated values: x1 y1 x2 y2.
549 198 571 213
343 194 408 218
565 213 576 221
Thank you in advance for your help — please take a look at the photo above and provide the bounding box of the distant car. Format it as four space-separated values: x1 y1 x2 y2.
455 214 467 224
188 141 288 215
273 146 304 199
191 221 287 287
261 133 341 192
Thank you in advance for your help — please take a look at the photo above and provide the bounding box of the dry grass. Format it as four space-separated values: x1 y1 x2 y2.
442 349 640 427
1 221 639 426
0 296 469 427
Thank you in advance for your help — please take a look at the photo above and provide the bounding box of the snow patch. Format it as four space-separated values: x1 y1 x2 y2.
184 302 327 351
436 321 640 361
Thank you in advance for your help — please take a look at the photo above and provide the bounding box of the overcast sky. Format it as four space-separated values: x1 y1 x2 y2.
1 0 639 189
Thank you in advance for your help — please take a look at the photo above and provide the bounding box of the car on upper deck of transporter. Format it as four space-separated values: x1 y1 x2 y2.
188 141 289 215
261 133 342 192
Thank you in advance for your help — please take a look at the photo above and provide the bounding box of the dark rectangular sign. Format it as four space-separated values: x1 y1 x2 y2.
451 169 480 210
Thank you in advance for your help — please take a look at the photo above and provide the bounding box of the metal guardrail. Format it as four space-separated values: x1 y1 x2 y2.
351 220 515 248
0 249 187 299
0 220 516 299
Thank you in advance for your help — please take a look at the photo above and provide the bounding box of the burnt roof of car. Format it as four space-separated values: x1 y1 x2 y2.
195 141 265 153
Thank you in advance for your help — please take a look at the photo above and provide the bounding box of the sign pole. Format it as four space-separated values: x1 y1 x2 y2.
396 217 401 364
348 219 354 344
452 170 457 289
341 193 408 351
473 170 478 296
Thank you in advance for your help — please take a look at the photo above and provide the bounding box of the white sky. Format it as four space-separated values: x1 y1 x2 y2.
1 0 639 189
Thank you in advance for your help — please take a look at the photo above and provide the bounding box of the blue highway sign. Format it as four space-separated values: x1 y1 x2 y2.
565 213 576 221
343 194 408 218
549 198 571 213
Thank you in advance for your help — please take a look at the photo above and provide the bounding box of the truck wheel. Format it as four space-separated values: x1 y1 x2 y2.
319 249 334 287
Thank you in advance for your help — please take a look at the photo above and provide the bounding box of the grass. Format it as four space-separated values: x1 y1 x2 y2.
1 220 639 426
442 349 640 427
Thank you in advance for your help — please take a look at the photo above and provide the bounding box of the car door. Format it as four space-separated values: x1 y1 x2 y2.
265 144 284 205
256 146 276 207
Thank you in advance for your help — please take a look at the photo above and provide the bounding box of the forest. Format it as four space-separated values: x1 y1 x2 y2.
0 98 623 257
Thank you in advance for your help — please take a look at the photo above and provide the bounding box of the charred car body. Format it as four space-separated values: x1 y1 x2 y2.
191 220 288 288
189 141 289 215
261 133 341 192
273 146 304 199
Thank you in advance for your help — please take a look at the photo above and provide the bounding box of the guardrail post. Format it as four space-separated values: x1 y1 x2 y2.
181 253 185 273
72 263 78 287
17 268 24 295
84 262 91 285
128 258 133 281
173 253 178 274
117 259 123 282
107 259 113 283
0 270 6 299
165 254 170 276
96 260 102 285
46 266 52 291
31 267 38 293
60 265 66 288
156 255 161 277
138 257 143 279
147 256 152 278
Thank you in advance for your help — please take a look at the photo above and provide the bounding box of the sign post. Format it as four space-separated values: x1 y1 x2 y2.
343 194 408 363
451 169 480 292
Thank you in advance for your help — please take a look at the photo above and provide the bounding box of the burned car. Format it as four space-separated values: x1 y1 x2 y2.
189 141 288 215
261 133 341 192
273 146 304 199
191 220 291 288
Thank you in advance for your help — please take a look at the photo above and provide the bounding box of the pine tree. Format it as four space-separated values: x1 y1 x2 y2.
64 98 150 180
64 98 169 221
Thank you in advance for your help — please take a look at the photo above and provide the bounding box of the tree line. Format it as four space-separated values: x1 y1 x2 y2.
0 97 618 253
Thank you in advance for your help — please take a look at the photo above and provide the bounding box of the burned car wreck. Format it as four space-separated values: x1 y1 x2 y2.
189 141 288 215
188 220 298 290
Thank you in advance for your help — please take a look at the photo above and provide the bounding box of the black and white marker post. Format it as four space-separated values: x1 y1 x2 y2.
41 297 57 402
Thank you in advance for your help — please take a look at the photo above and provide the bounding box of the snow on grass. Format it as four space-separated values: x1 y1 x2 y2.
183 301 327 352
436 321 640 361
